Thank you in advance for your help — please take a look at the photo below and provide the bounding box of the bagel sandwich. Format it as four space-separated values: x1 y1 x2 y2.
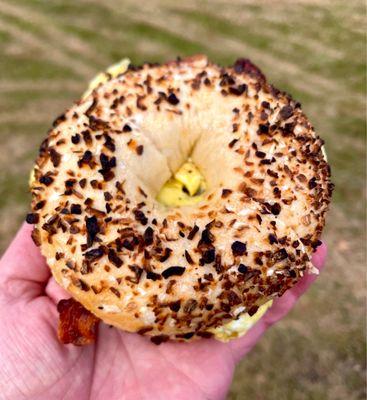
27 55 333 344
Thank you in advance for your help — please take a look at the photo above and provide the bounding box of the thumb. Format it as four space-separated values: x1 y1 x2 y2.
0 222 50 301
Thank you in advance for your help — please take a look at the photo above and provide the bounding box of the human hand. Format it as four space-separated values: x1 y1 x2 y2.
0 223 327 400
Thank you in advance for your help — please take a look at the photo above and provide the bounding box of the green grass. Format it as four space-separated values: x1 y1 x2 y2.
0 55 78 79
0 0 365 398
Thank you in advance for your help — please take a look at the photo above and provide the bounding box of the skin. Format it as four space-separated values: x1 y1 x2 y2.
0 223 327 400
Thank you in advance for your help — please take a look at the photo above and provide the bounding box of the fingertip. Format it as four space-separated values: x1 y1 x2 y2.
263 241 328 322
311 241 327 271
229 242 328 362
1 222 42 264
0 222 50 298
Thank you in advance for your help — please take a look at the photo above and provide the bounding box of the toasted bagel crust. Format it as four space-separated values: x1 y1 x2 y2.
29 55 332 341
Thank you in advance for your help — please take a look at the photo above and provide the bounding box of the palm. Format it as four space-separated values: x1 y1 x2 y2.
0 224 326 400
1 297 233 400
91 326 234 399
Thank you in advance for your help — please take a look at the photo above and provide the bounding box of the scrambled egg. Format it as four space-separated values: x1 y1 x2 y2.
30 58 273 341
209 301 272 341
156 159 206 206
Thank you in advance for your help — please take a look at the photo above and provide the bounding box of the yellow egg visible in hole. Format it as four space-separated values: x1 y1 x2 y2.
156 158 206 207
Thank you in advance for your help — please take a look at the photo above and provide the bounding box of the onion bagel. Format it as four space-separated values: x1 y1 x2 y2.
28 55 332 343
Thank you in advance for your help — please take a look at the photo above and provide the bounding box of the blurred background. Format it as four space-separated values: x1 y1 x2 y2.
0 0 365 398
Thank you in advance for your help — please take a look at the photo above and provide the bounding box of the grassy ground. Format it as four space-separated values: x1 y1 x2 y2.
0 0 365 398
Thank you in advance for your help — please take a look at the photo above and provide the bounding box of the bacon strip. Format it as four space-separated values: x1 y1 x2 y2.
57 298 100 346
